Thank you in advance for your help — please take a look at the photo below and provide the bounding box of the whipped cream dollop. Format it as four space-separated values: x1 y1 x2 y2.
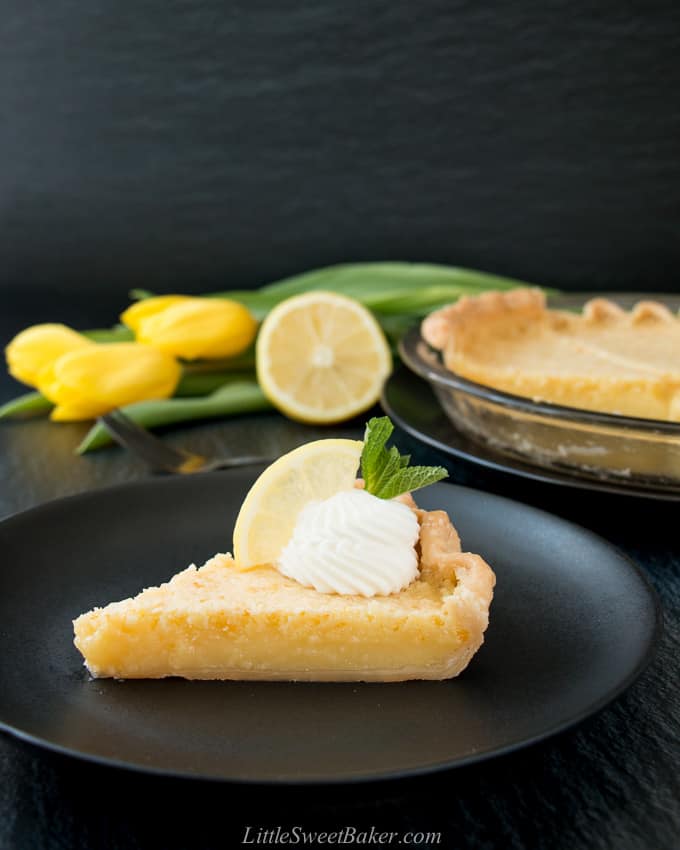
277 488 420 597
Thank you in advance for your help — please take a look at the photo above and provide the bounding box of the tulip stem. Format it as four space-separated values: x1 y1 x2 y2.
0 391 54 419
180 348 256 374
76 379 273 453
175 369 256 397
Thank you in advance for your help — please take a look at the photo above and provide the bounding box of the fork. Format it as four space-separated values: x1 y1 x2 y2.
98 410 272 474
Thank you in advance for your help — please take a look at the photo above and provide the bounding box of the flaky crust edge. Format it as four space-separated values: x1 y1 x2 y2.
421 287 678 355
421 287 546 353
412 503 495 680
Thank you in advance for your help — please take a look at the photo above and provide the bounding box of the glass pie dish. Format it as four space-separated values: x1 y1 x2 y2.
399 293 680 494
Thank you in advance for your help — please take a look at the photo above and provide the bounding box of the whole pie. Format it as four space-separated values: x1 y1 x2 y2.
73 419 495 682
421 288 680 422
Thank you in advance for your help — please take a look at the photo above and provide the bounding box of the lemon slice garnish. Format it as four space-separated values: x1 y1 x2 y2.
232 438 363 566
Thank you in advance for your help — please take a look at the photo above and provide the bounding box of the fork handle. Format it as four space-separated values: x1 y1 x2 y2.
204 455 273 471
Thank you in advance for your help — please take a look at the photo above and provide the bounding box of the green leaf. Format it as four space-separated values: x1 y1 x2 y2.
207 263 555 322
373 464 449 501
360 415 448 499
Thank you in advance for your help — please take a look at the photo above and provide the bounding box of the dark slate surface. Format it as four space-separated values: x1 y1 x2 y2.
0 301 679 850
1 1 680 301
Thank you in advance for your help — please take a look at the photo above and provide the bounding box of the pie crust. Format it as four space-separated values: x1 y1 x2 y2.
421 288 680 421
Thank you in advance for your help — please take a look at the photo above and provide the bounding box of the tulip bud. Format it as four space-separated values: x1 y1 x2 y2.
120 295 190 333
5 324 92 388
122 296 257 360
37 343 181 421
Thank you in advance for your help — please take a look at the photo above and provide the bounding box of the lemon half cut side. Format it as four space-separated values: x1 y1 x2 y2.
256 291 392 424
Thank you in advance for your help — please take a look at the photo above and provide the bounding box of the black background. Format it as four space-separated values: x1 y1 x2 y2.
2 0 680 309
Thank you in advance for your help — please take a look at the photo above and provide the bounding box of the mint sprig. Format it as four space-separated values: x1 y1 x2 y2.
360 416 448 499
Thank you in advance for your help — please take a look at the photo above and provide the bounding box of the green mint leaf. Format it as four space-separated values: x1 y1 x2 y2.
361 416 448 499
360 416 393 494
370 445 403 496
374 464 449 500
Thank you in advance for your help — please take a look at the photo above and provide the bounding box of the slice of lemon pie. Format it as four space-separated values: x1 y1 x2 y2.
73 418 495 681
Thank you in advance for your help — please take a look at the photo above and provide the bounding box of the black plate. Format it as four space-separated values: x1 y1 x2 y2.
0 471 660 783
382 366 680 502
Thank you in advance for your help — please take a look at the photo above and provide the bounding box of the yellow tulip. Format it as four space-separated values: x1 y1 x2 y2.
120 295 190 333
5 324 92 387
36 343 181 421
121 296 257 360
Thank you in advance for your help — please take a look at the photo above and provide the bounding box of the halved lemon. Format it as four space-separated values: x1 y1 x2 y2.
256 291 392 424
232 438 363 566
